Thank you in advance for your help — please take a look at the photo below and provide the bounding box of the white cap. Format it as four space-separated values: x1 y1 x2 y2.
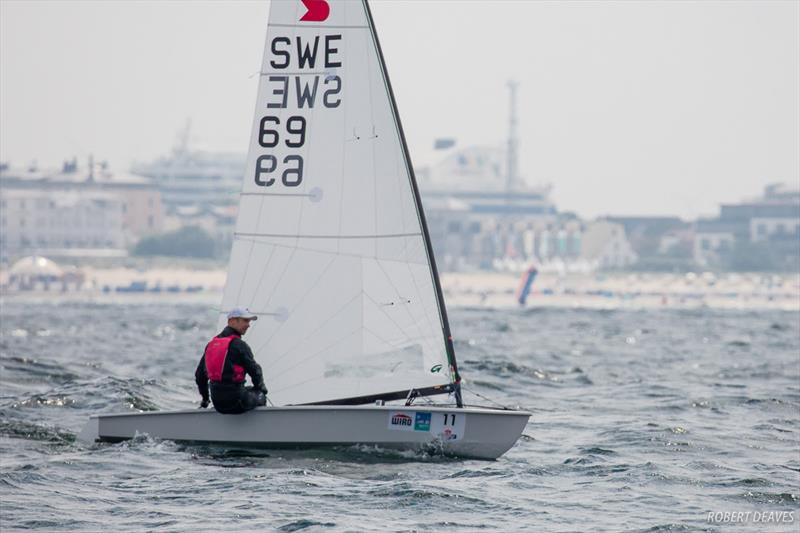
227 307 258 320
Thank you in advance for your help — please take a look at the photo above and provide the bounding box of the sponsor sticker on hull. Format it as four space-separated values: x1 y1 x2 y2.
388 412 414 431
387 411 433 432
414 412 431 432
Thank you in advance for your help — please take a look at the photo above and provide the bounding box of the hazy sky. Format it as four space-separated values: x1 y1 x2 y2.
1 0 798 219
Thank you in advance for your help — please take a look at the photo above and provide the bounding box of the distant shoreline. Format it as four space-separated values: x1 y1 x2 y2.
2 268 797 312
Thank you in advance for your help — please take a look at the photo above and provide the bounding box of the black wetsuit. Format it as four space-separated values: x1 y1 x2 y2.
195 326 267 414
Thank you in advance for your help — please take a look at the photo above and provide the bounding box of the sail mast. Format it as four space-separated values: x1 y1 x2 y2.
362 0 463 407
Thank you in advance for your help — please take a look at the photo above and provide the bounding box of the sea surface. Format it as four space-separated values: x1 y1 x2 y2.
0 299 798 532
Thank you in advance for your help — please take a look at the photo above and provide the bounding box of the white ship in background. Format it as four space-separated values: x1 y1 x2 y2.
131 121 245 215
417 81 554 218
414 82 577 272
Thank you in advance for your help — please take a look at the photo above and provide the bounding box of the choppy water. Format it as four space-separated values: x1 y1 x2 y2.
1 299 798 532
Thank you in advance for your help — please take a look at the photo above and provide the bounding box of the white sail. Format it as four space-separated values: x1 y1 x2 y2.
219 0 452 405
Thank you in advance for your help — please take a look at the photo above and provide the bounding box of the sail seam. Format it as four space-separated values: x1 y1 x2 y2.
235 231 421 239
233 236 430 265
258 71 344 77
240 192 314 197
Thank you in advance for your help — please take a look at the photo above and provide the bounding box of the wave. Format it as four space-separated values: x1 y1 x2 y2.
2 377 163 413
0 418 74 443
0 356 83 384
740 491 798 505
277 520 337 532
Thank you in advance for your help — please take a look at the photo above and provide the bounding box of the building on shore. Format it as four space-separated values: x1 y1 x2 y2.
131 147 245 215
580 220 638 269
417 144 560 270
415 82 564 271
162 204 237 254
694 183 800 270
1 188 125 255
603 216 693 271
415 148 640 272
412 82 640 273
130 128 244 253
0 159 163 262
605 217 688 257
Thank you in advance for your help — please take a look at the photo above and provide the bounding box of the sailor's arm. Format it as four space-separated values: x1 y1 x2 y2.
235 340 267 393
195 354 210 404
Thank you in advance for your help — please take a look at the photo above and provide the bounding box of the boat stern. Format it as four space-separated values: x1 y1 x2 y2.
77 416 99 444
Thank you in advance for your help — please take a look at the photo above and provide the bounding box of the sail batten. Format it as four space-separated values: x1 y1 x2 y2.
220 0 457 406
234 232 422 239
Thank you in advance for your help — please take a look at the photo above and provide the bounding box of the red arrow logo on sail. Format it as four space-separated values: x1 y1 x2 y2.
300 0 329 22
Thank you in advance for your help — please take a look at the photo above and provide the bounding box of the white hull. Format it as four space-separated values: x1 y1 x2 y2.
78 405 530 460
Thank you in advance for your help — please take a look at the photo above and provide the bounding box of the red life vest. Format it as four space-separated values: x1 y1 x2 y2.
205 335 245 383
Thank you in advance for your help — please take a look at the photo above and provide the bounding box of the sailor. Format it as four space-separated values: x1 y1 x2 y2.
195 307 268 414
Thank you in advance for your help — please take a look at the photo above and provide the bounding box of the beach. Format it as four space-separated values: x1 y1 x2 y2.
2 266 798 311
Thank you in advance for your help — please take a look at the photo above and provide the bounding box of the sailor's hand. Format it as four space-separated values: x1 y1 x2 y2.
200 399 209 409
257 383 268 395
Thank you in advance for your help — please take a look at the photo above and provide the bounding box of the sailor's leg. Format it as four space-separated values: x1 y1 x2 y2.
210 385 247 414
241 386 267 411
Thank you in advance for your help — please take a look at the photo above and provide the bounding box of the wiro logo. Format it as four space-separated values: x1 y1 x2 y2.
391 414 413 426
300 0 329 22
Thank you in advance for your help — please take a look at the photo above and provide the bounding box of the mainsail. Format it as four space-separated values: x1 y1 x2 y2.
219 0 460 406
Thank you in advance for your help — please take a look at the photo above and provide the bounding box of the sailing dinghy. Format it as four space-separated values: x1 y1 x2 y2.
79 0 530 460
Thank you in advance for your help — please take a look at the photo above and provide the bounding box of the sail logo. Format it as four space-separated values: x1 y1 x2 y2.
300 0 329 22
255 0 341 190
